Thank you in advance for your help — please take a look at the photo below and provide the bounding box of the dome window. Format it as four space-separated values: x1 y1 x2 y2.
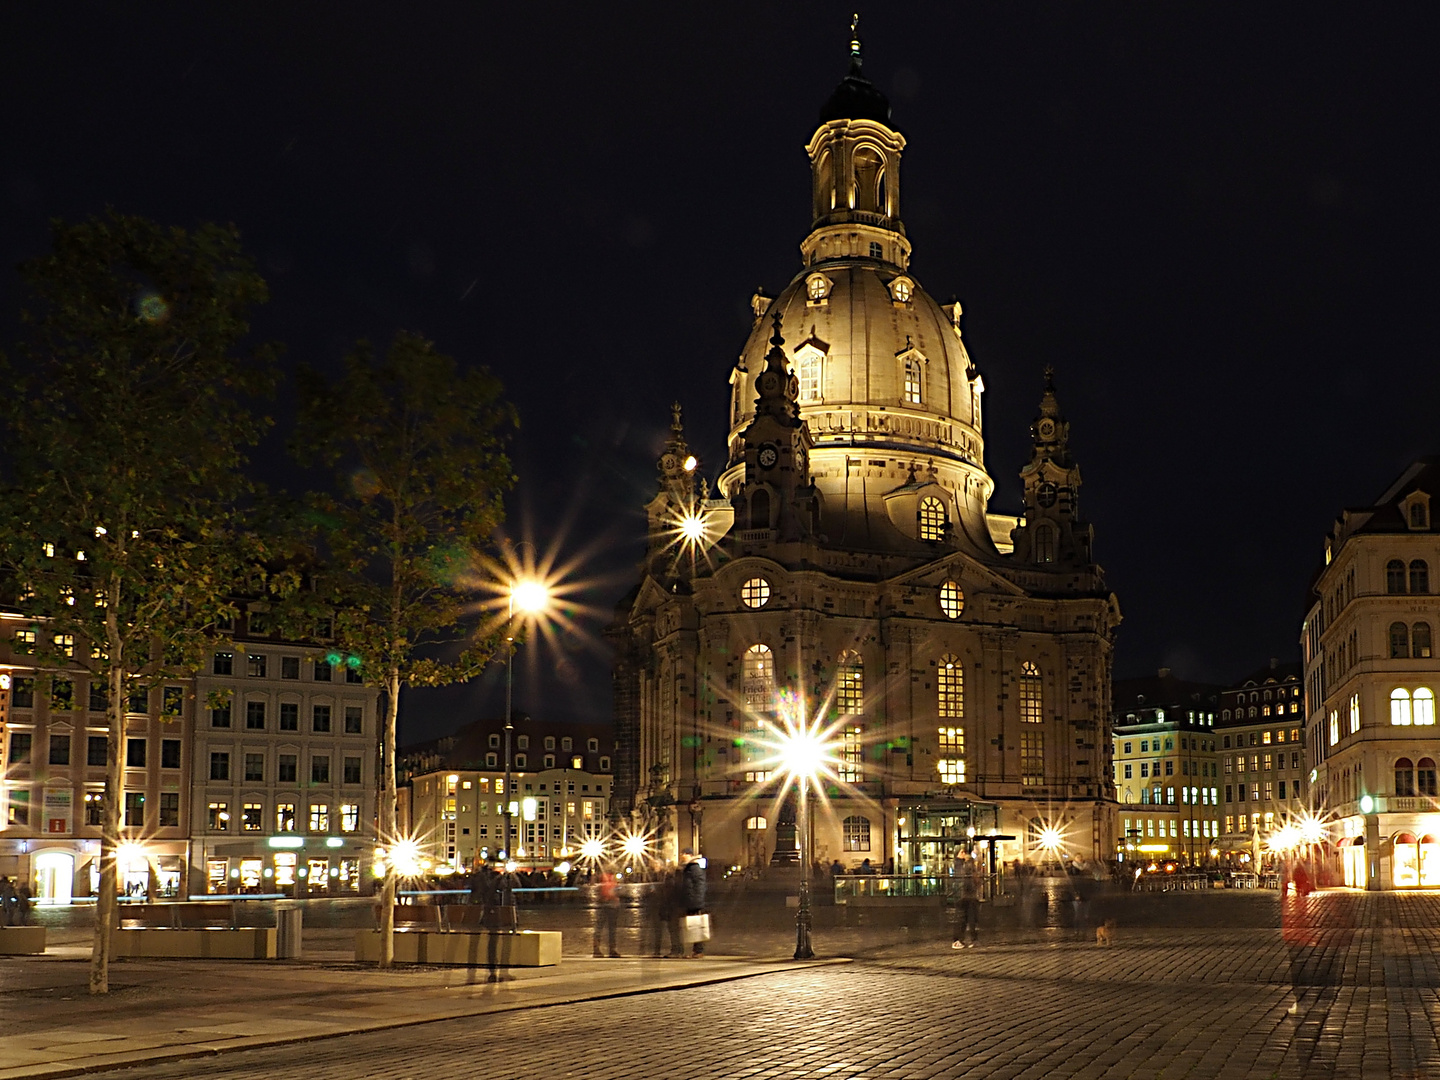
939 580 964 619
740 577 771 609
796 350 821 402
919 497 946 542
902 357 923 405
805 273 832 305
869 241 883 260
889 276 914 304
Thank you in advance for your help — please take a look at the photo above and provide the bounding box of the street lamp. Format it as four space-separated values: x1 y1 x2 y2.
767 710 840 960
504 578 552 877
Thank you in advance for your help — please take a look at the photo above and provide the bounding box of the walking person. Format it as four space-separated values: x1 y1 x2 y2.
592 863 621 958
0 876 13 928
680 849 708 957
951 851 982 949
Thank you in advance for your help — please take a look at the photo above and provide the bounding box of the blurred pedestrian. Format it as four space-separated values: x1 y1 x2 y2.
0 876 13 928
680 849 708 957
593 863 621 957
13 881 31 926
951 851 982 949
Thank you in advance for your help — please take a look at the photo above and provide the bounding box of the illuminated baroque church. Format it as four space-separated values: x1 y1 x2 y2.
609 34 1121 872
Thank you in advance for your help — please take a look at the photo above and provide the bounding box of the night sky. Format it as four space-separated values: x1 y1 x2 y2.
4 5 1438 742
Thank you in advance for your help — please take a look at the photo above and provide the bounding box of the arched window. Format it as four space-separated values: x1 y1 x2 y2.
744 816 767 831
815 149 833 212
742 645 775 710
1411 560 1430 594
902 357 922 404
749 489 770 530
835 651 864 715
1396 757 1416 797
1420 758 1438 797
1387 560 1407 593
1019 662 1043 724
918 496 946 542
1391 687 1412 726
1415 623 1434 659
1034 524 1055 563
842 815 871 852
1391 622 1411 659
852 146 884 211
796 350 821 401
939 580 964 619
1415 687 1436 726
938 655 963 719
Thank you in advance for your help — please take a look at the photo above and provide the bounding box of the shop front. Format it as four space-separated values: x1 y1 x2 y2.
197 836 367 896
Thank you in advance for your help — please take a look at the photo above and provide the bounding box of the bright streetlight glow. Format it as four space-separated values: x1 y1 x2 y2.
679 512 706 542
510 578 551 615
1038 825 1065 852
580 837 605 861
621 832 649 859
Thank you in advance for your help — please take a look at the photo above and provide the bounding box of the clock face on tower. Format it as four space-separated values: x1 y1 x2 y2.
757 444 779 469
1037 418 1056 440
758 372 780 395
1037 482 1058 508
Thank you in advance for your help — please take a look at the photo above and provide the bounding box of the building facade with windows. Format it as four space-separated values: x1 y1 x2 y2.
402 719 614 869
609 44 1120 874
1215 660 1306 865
1305 458 1439 889
0 614 194 901
1111 671 1223 865
190 610 378 895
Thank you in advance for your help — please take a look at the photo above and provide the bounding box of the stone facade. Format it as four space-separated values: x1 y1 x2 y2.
609 45 1121 874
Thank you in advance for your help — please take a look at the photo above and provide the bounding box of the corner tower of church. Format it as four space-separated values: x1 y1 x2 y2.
610 30 1122 874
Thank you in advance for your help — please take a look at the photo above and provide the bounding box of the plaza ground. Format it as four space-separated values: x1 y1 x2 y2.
3 889 1439 1079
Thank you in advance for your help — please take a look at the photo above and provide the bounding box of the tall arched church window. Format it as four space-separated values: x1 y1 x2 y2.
939 580 964 619
796 350 821 401
1387 560 1407 593
1034 523 1056 563
839 724 864 783
1415 687 1436 726
1411 559 1430 594
1391 622 1411 659
835 651 864 715
742 645 775 710
918 496 946 542
1019 662 1043 724
902 357 922 404
937 655 963 719
1391 687 1412 726
1415 622 1433 659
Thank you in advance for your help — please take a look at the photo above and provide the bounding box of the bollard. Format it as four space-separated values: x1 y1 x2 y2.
276 904 303 959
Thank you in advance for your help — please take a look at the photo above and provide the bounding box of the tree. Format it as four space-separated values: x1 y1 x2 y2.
0 212 277 993
293 331 514 968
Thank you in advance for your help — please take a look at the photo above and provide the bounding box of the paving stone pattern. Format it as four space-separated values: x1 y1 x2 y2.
92 891 1440 1080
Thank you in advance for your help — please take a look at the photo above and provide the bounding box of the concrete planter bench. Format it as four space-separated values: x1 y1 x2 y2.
112 927 276 959
0 925 46 954
354 929 561 967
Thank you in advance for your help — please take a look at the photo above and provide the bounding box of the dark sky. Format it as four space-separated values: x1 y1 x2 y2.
4 4 1438 743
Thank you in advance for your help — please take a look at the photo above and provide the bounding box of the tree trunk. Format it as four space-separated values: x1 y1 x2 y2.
378 666 400 969
89 662 124 994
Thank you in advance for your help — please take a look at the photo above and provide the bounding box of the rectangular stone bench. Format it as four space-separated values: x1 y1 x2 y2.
354 929 561 967
0 925 46 954
119 901 238 929
111 927 276 959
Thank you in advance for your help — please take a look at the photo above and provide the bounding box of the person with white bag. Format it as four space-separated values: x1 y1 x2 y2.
680 849 708 957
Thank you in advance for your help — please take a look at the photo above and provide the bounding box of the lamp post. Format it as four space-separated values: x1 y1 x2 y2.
768 707 837 961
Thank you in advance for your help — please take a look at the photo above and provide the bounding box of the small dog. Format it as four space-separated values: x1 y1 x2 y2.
1095 919 1117 946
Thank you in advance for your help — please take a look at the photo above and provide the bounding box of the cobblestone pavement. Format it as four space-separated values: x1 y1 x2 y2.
84 891 1440 1080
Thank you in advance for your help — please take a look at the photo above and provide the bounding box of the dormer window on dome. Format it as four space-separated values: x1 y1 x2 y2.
918 496 946 542
889 276 913 304
805 273 833 304
902 356 923 405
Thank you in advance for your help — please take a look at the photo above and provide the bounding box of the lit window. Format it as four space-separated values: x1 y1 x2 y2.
902 357 922 404
918 496 946 541
890 277 912 303
745 816 767 830
835 652 864 714
1019 662 1043 724
842 815 871 852
1392 688 1413 726
309 803 329 832
1415 688 1436 726
54 633 74 658
938 725 965 785
1020 731 1044 787
839 725 864 783
13 629 36 652
939 580 964 619
741 578 771 609
276 803 296 832
207 801 228 830
341 804 360 832
796 350 821 401
742 644 775 710
242 803 263 831
938 656 963 719
805 274 830 302
1349 693 1361 734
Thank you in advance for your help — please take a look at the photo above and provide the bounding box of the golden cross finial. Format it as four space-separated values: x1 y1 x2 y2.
850 13 862 57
